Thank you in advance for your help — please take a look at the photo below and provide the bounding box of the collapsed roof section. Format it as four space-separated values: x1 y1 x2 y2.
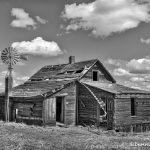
29 59 116 83
29 59 98 81
0 80 73 98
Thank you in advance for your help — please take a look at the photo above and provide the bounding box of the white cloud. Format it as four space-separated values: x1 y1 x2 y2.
10 8 37 29
12 37 63 57
107 57 150 75
105 58 127 67
130 76 145 82
10 8 48 29
107 57 150 76
0 82 4 93
62 0 150 37
36 16 48 24
127 58 150 74
141 38 150 44
106 59 121 67
13 76 29 86
16 76 29 81
113 68 131 76
0 70 29 92
0 71 7 77
106 56 150 91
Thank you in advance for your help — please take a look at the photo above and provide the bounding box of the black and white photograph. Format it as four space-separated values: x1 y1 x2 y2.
0 0 150 149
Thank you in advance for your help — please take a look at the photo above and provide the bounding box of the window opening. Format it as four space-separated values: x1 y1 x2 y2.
131 98 136 116
93 71 99 81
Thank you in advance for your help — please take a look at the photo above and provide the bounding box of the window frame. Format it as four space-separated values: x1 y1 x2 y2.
92 70 99 81
131 97 137 117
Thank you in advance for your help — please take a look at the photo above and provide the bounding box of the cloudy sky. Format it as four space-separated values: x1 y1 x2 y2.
1 0 150 91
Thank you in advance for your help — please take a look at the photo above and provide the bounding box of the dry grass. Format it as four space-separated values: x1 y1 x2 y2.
0 121 149 150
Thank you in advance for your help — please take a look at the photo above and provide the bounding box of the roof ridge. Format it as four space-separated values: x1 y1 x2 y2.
72 58 98 64
43 63 67 68
43 58 98 68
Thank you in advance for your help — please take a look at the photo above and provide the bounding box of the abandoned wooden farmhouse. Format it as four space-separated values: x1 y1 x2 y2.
0 56 150 132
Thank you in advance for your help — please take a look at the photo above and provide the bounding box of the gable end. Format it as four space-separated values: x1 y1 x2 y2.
80 60 116 83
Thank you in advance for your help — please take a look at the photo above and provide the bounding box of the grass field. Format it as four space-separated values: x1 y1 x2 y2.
0 121 150 150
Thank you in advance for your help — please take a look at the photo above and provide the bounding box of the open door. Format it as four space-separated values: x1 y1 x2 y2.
56 97 64 123
43 97 56 126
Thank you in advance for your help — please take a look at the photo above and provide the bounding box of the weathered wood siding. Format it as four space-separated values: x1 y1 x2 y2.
43 97 56 125
51 83 76 125
81 62 113 83
11 97 43 125
107 97 114 130
114 94 150 131
0 83 76 126
77 82 114 129
77 83 97 125
0 96 5 120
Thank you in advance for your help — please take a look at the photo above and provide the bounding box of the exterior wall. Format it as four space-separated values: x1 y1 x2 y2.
77 83 98 125
11 83 76 126
11 97 43 125
114 94 150 132
51 83 76 125
43 97 56 126
0 96 5 120
77 82 114 129
0 83 76 126
81 62 113 83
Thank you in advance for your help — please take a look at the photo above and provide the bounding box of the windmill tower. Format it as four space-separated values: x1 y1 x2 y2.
1 47 20 122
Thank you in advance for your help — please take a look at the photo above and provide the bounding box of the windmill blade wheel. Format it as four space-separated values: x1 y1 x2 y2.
1 47 20 68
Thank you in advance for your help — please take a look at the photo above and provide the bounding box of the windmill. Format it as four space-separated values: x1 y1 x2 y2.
1 47 20 122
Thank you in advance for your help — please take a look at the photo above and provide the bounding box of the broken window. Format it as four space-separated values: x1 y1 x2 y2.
66 71 75 74
57 72 65 75
30 79 42 81
92 70 99 81
57 71 75 75
131 98 136 116
75 69 83 74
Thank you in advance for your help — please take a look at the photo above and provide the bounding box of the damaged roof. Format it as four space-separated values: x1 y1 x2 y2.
0 58 111 98
82 81 150 94
29 59 98 81
0 58 117 98
0 80 73 97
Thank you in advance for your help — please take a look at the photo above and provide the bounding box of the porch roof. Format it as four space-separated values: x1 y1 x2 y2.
81 81 150 94
0 80 73 97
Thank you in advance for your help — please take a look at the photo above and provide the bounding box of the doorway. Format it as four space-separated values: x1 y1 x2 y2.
56 97 64 123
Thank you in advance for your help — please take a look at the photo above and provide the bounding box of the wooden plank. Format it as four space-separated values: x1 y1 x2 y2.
114 97 150 127
52 84 76 125
43 97 56 126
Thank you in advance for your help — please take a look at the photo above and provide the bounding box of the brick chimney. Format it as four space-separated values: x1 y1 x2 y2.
69 56 75 64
